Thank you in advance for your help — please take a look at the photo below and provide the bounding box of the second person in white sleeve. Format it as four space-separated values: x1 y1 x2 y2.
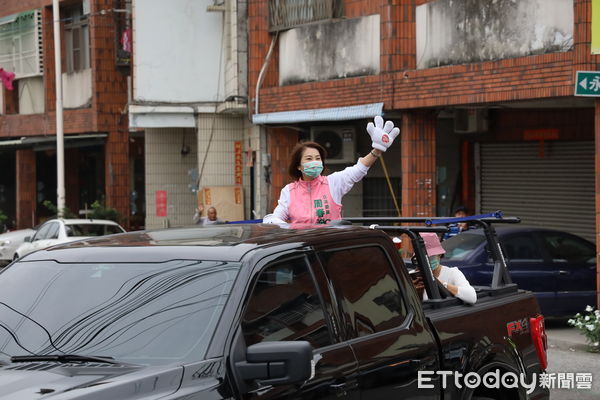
263 116 400 224
420 232 477 305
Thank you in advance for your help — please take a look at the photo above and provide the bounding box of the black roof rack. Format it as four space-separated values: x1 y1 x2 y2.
345 211 521 301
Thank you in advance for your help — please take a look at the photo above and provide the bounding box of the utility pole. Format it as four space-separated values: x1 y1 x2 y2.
53 0 65 217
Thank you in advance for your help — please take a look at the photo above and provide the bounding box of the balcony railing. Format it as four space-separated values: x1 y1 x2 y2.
268 0 343 32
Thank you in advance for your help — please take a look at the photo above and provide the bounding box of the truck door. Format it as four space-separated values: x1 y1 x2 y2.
315 242 440 399
239 255 359 400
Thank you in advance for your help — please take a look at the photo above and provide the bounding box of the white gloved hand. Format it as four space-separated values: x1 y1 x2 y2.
366 116 400 152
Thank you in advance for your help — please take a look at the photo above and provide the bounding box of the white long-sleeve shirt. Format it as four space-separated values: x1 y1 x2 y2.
423 265 477 305
263 160 370 224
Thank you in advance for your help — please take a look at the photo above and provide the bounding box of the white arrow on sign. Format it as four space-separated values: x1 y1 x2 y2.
580 77 588 89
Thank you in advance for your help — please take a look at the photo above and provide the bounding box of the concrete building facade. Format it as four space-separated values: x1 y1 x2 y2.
248 0 599 305
129 0 255 229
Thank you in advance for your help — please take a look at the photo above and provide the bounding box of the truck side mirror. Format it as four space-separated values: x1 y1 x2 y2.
235 341 312 386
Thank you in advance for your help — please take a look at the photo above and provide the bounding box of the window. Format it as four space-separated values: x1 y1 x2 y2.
0 10 43 77
318 246 407 338
268 0 344 32
442 232 486 261
242 257 332 349
33 223 52 241
502 234 542 261
0 10 43 114
65 224 124 237
539 232 595 264
363 177 401 217
0 260 240 366
64 5 90 73
47 222 60 239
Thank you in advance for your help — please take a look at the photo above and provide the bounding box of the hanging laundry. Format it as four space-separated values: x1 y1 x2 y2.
0 68 16 91
121 28 132 53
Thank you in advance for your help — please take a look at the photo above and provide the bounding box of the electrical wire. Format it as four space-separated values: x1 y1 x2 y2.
197 9 227 190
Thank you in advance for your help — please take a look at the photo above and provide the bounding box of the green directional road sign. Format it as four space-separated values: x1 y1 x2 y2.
575 71 600 96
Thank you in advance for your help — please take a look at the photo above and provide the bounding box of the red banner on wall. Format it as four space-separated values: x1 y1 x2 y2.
234 141 243 185
156 190 167 217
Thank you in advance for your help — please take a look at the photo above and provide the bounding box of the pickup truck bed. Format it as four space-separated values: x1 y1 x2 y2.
425 289 547 399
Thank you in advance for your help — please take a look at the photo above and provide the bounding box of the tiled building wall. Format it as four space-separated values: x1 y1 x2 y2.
196 114 252 218
145 128 198 229
2 0 131 228
248 0 594 114
16 149 36 229
401 110 436 218
197 114 246 187
90 2 130 225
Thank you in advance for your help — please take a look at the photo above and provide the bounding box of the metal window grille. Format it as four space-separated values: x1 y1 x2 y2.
362 177 402 217
0 10 43 78
268 0 344 32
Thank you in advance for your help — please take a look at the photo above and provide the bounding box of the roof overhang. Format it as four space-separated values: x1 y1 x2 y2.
128 102 248 129
0 134 107 150
252 102 384 124
128 105 199 129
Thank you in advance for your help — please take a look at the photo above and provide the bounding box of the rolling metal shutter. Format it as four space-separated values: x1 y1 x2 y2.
479 141 595 242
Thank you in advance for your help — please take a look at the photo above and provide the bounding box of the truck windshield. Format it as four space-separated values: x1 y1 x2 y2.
442 232 486 261
0 260 239 366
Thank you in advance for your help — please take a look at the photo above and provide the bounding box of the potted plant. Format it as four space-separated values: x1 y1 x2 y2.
568 305 600 352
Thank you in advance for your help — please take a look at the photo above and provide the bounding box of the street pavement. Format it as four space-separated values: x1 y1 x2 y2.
545 319 599 399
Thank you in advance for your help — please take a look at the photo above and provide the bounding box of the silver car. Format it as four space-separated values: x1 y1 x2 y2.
0 228 36 266
14 219 125 260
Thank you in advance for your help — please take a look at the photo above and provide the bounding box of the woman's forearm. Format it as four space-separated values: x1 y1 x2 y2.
359 148 383 168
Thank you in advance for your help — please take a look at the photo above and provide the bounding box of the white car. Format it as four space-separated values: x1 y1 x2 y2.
0 228 37 266
14 219 125 260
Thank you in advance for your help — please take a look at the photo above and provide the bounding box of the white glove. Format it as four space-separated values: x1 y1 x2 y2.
366 116 400 152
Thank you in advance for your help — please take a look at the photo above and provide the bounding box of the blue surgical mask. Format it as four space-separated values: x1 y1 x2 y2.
302 161 323 178
428 255 440 271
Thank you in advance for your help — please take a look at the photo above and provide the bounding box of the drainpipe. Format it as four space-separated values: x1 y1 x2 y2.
254 32 279 115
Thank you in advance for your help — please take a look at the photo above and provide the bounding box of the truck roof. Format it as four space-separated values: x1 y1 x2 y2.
20 224 381 263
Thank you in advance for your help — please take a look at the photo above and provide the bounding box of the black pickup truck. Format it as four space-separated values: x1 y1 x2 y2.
0 217 548 399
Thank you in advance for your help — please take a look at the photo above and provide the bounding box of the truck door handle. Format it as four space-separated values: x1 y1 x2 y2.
330 380 355 397
558 270 569 275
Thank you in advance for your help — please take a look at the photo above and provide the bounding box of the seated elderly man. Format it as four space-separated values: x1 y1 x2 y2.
419 232 477 305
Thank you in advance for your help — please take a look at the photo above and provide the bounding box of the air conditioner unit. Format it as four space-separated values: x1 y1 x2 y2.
454 109 488 134
310 126 355 164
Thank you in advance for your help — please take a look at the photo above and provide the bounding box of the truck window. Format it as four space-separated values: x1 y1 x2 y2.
242 257 332 349
318 246 408 339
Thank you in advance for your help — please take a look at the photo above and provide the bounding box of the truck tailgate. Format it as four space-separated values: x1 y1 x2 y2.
424 290 548 399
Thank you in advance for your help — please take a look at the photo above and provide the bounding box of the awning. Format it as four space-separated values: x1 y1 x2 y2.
0 134 107 150
252 102 384 124
0 10 35 26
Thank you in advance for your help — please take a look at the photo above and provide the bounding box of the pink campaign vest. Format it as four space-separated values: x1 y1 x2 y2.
288 176 342 224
